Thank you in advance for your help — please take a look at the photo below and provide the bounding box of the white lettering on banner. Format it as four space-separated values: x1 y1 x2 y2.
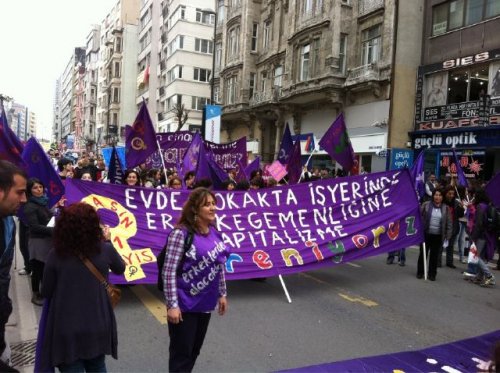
414 132 477 149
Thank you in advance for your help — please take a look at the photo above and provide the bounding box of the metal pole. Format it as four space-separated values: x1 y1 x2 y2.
210 11 217 104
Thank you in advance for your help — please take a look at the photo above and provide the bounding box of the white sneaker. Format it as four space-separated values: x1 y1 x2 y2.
18 269 28 275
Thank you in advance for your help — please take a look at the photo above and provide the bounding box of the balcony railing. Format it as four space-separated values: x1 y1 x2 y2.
249 87 282 106
344 63 380 86
359 0 385 16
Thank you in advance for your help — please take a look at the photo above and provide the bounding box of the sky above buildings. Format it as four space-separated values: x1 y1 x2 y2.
1 0 117 141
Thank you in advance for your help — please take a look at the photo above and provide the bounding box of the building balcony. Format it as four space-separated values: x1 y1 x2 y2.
344 63 380 86
358 0 385 17
249 87 282 107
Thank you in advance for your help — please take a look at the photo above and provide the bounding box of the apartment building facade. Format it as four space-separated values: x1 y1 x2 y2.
96 0 141 147
155 0 216 133
83 25 101 149
411 0 500 180
215 0 423 172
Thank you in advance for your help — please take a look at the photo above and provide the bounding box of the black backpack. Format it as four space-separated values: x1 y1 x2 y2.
485 204 500 233
157 229 194 291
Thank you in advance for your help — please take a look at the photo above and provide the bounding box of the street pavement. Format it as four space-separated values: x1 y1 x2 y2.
7 246 500 372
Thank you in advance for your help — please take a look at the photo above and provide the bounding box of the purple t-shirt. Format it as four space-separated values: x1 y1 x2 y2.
176 226 229 312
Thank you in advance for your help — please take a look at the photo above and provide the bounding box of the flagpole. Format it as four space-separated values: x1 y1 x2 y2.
156 139 168 186
278 275 292 303
297 148 317 183
423 242 428 280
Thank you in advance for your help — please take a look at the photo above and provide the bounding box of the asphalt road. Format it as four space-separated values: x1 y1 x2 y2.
107 246 499 372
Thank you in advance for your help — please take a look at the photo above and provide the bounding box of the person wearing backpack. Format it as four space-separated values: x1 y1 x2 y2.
469 189 496 287
162 187 229 372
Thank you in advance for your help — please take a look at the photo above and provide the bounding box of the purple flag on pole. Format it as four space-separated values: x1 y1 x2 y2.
485 172 500 209
452 149 468 187
409 150 425 200
287 139 302 184
244 156 261 180
181 132 203 178
125 101 158 168
107 146 124 184
277 122 293 164
22 137 65 208
318 113 355 171
0 104 26 168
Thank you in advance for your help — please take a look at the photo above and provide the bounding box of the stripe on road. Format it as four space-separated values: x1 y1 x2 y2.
130 286 167 324
346 262 361 268
338 293 378 307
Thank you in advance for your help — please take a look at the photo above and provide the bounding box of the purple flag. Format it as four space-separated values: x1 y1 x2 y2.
287 139 302 184
235 157 247 182
22 137 65 208
64 170 423 284
181 132 203 179
277 122 293 164
244 156 261 180
107 146 124 184
485 171 500 209
279 330 500 373
318 113 355 171
125 101 158 168
452 149 468 187
193 144 227 190
409 150 425 200
0 104 26 167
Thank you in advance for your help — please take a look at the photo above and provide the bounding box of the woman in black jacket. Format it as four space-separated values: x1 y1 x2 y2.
23 178 55 306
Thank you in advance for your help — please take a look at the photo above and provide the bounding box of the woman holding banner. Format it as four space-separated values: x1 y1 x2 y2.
162 187 229 372
417 188 452 281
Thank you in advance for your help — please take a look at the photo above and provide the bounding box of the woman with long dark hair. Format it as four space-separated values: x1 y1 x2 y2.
23 178 55 306
38 202 125 372
417 188 452 281
162 187 229 372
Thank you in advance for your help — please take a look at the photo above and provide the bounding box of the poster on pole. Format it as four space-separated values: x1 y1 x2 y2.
204 105 221 144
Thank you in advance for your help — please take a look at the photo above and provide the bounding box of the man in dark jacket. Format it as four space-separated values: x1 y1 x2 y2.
0 160 27 371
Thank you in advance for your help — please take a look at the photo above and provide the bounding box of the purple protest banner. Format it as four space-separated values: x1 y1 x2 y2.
451 149 468 188
409 150 425 200
125 101 158 168
277 122 293 165
22 137 65 208
278 329 500 373
0 103 26 168
319 113 355 171
146 132 247 172
65 169 423 284
485 171 500 209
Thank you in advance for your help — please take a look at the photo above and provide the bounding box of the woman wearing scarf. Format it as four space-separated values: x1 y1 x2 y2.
24 178 55 306
417 188 452 281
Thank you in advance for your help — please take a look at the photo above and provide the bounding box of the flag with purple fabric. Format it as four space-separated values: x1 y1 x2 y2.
107 146 124 184
234 157 247 181
125 101 158 168
195 143 226 189
22 137 65 208
452 149 468 187
277 122 294 164
0 104 26 167
485 171 500 209
318 113 355 171
181 132 203 178
287 139 302 184
409 150 425 200
244 156 261 180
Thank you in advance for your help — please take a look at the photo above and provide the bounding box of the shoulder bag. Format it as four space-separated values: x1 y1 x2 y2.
80 256 121 308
